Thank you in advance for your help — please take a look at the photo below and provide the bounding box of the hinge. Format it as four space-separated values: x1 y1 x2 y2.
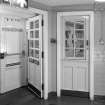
86 40 89 46
42 84 44 90
42 51 44 59
41 19 44 27
26 78 28 83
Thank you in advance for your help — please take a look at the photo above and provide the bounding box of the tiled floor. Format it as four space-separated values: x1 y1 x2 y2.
0 87 105 105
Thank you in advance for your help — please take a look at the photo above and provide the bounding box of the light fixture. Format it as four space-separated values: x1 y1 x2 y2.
95 0 105 2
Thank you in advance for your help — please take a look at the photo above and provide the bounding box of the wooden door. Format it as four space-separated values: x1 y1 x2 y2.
62 15 89 92
27 15 43 98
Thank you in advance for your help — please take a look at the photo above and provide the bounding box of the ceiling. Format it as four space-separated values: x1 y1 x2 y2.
32 0 94 6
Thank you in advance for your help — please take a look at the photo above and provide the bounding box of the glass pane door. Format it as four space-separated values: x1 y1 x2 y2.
63 16 87 59
27 15 43 98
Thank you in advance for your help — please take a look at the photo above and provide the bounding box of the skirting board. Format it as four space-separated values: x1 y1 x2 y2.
48 92 57 98
61 90 89 98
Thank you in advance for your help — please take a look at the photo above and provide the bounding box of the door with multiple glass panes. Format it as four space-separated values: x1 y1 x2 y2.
63 16 87 59
27 15 43 98
62 16 89 92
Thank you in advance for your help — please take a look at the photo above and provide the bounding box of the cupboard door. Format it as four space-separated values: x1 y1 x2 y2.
62 66 73 90
73 67 88 92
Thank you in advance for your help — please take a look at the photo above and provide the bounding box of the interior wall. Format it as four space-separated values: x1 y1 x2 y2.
94 11 105 95
48 11 57 92
52 4 94 12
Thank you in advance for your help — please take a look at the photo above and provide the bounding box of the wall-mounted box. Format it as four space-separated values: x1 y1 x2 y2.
0 53 5 59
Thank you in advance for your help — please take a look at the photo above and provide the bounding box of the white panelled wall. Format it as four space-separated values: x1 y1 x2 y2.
0 17 27 93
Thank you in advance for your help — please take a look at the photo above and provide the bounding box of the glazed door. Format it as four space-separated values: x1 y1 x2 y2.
27 15 43 98
61 15 89 92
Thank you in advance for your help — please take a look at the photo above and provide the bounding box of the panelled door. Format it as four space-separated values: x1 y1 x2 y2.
27 15 43 98
61 15 89 92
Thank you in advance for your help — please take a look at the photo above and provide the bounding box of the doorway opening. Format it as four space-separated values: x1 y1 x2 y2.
0 6 48 100
26 14 44 98
57 11 94 100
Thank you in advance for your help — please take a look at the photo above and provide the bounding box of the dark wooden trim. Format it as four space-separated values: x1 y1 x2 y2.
61 90 89 98
48 92 57 98
95 95 105 101
28 83 41 98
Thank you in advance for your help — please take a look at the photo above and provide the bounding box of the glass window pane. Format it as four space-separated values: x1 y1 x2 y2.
65 49 74 57
75 49 84 57
35 20 39 28
30 31 34 38
34 50 39 58
30 22 34 29
65 22 74 36
35 40 39 48
75 30 84 39
75 40 84 48
65 40 74 48
65 21 74 28
35 30 39 38
75 23 84 29
65 30 74 39
29 49 34 57
29 40 33 48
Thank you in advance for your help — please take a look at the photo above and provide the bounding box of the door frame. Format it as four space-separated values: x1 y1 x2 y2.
0 6 48 100
28 7 48 100
57 11 94 100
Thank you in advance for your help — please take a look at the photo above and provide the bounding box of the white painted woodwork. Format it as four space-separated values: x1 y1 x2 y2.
28 63 41 90
0 4 35 18
73 66 88 91
6 32 21 54
61 15 89 92
27 15 43 98
62 66 73 90
5 66 23 92
0 6 49 99
0 16 26 93
62 61 88 92
32 0 94 6
57 11 94 100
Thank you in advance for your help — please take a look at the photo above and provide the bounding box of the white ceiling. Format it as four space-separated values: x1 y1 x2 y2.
32 0 94 6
